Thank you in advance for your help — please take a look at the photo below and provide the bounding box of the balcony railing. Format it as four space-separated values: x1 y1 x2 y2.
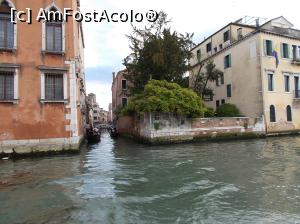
292 58 300 65
294 90 300 99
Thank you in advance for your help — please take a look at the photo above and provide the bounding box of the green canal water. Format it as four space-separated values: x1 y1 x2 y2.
1 133 300 223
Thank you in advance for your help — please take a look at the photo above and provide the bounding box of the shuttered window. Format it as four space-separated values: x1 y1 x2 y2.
0 11 14 49
46 21 62 52
45 74 63 100
0 71 14 100
224 54 231 69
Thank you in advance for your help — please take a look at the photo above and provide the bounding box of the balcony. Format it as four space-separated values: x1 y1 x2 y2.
294 90 300 100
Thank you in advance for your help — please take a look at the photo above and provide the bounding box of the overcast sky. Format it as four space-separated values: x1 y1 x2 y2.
80 0 300 110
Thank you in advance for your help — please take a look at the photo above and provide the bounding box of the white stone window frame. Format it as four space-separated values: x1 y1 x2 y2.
0 0 17 50
41 3 66 53
0 66 19 104
40 70 68 103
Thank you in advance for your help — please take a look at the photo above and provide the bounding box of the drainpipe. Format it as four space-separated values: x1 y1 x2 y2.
258 33 268 134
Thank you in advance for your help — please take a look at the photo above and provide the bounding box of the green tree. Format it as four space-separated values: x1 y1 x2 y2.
121 80 205 118
123 12 194 94
192 60 223 99
215 103 241 117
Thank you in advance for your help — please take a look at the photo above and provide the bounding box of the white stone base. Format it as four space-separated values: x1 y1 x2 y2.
0 136 84 155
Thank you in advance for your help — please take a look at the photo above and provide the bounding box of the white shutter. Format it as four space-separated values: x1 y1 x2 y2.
63 73 68 100
263 40 267 56
62 22 66 52
280 43 284 58
41 73 45 100
14 68 19 99
42 22 46 51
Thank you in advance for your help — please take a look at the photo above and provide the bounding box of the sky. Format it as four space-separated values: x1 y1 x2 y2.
80 0 300 110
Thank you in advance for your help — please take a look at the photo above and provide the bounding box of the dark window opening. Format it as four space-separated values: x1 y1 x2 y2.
216 100 220 108
267 73 274 91
121 79 127 90
223 30 229 42
224 54 231 69
196 49 201 60
270 105 276 122
282 43 289 58
0 1 14 49
46 8 63 52
226 84 232 97
265 40 273 56
206 42 211 52
286 105 292 122
219 44 223 50
122 97 128 107
284 75 290 92
221 99 225 104
0 71 14 100
45 74 64 100
214 47 217 53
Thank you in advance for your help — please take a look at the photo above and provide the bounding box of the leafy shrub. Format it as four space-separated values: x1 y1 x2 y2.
121 79 205 118
204 107 215 117
215 103 241 117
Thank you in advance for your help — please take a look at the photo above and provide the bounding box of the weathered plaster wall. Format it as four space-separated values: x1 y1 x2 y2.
117 113 266 144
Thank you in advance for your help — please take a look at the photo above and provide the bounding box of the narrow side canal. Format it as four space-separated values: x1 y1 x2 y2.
1 133 300 223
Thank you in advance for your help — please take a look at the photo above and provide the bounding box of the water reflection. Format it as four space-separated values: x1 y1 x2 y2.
1 133 300 223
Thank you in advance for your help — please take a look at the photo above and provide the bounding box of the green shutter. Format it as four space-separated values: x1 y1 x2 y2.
229 54 231 67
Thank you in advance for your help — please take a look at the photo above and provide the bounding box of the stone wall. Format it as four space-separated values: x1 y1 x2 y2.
0 136 84 158
117 113 266 144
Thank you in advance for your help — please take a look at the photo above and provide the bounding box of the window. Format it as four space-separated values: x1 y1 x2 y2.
154 112 160 121
46 8 63 52
237 28 243 40
45 74 64 100
221 99 225 104
0 71 14 100
219 44 223 50
295 76 299 98
206 42 211 52
216 100 220 108
284 75 290 92
281 43 289 58
0 1 14 49
121 79 127 90
214 47 217 53
226 84 232 97
267 73 274 91
270 105 276 122
224 54 231 69
223 30 229 42
286 105 292 122
196 49 201 59
220 74 224 85
292 45 298 60
264 40 273 56
216 78 220 86
122 97 128 107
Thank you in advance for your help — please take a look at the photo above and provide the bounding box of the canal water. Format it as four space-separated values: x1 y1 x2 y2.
1 133 300 224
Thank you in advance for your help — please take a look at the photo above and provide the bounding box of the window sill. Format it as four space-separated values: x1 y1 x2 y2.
0 48 16 53
40 99 68 104
0 99 19 104
42 51 65 56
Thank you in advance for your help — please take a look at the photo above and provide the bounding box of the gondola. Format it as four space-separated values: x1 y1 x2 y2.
87 128 101 143
109 127 119 138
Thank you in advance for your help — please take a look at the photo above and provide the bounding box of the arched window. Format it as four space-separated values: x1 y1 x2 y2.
0 0 15 49
270 105 276 122
45 7 63 52
286 105 292 122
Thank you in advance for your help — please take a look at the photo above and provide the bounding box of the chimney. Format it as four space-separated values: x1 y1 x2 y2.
255 19 260 27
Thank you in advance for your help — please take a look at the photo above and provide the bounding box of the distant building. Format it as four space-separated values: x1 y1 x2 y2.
108 103 113 124
111 70 131 122
190 16 300 134
0 0 86 153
